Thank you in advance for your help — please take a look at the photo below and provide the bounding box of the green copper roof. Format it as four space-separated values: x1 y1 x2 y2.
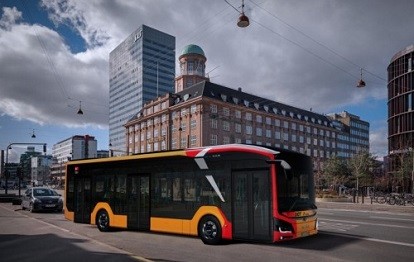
181 44 205 57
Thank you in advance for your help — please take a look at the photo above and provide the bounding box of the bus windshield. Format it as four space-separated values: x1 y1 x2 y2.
276 153 315 212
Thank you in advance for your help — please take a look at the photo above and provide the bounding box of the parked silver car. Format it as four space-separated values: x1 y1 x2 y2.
21 187 63 213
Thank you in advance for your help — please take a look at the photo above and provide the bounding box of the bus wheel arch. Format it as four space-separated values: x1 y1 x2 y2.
96 209 111 232
198 215 222 245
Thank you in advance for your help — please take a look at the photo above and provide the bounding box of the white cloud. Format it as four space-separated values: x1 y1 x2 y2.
0 6 22 30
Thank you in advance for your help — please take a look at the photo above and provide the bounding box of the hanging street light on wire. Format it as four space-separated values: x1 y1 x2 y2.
77 101 84 115
357 68 366 88
224 0 250 28
237 0 250 28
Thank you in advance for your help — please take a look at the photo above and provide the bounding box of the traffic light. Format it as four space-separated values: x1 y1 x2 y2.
43 144 47 153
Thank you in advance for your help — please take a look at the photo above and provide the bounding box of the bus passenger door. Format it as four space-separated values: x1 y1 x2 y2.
74 176 92 224
127 175 150 230
232 169 271 241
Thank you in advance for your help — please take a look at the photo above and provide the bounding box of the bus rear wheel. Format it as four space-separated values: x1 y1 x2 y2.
198 216 222 245
96 210 110 232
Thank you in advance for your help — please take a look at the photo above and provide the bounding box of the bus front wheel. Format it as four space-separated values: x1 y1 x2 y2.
96 210 110 232
198 215 222 245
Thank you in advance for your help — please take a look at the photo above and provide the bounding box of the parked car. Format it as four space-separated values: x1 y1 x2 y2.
21 187 63 213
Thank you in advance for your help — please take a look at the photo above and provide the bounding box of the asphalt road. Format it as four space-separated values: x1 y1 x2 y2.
0 198 413 262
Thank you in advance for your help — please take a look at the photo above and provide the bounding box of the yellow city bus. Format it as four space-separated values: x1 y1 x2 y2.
64 144 317 244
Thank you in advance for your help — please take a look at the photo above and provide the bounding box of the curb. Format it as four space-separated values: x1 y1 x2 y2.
316 200 414 214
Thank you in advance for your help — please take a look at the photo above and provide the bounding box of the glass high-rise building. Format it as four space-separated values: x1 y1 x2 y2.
109 25 175 153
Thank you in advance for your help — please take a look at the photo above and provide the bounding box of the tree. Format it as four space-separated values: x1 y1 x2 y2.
322 156 351 191
348 150 376 190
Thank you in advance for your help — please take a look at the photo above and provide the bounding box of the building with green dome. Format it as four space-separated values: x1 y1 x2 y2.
175 44 209 92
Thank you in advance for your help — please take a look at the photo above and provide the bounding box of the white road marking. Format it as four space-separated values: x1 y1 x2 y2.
320 218 414 229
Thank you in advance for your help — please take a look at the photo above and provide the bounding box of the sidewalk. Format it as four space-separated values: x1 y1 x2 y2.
316 200 414 214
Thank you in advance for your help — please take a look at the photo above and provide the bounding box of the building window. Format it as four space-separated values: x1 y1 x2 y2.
246 125 252 135
235 110 241 119
266 129 271 138
292 123 296 130
191 104 197 114
256 128 262 137
283 121 288 129
256 115 262 123
246 139 252 144
223 107 230 116
223 121 230 131
154 142 159 152
190 135 197 146
180 122 186 131
292 134 296 142
180 137 187 148
266 117 271 125
154 129 159 138
211 119 218 129
235 123 242 133
191 119 197 129
275 131 281 139
245 112 252 121
275 119 280 127
181 108 188 117
172 138 177 150
210 104 217 113
210 134 218 145
235 138 242 143
223 136 230 144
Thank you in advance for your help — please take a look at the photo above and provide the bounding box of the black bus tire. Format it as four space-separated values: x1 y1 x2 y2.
198 215 222 245
96 210 111 232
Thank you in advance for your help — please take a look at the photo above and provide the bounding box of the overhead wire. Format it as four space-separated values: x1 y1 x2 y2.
248 0 387 83
21 0 109 116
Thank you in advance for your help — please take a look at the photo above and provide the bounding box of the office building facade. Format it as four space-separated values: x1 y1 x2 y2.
387 44 414 175
51 135 97 179
109 25 175 153
327 111 370 159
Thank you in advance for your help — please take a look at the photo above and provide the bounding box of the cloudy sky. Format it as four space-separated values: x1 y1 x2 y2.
1 0 413 162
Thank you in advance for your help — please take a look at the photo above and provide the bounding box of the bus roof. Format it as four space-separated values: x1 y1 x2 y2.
66 144 280 166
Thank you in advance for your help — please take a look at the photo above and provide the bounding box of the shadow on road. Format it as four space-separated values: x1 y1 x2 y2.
274 231 363 251
0 233 138 262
